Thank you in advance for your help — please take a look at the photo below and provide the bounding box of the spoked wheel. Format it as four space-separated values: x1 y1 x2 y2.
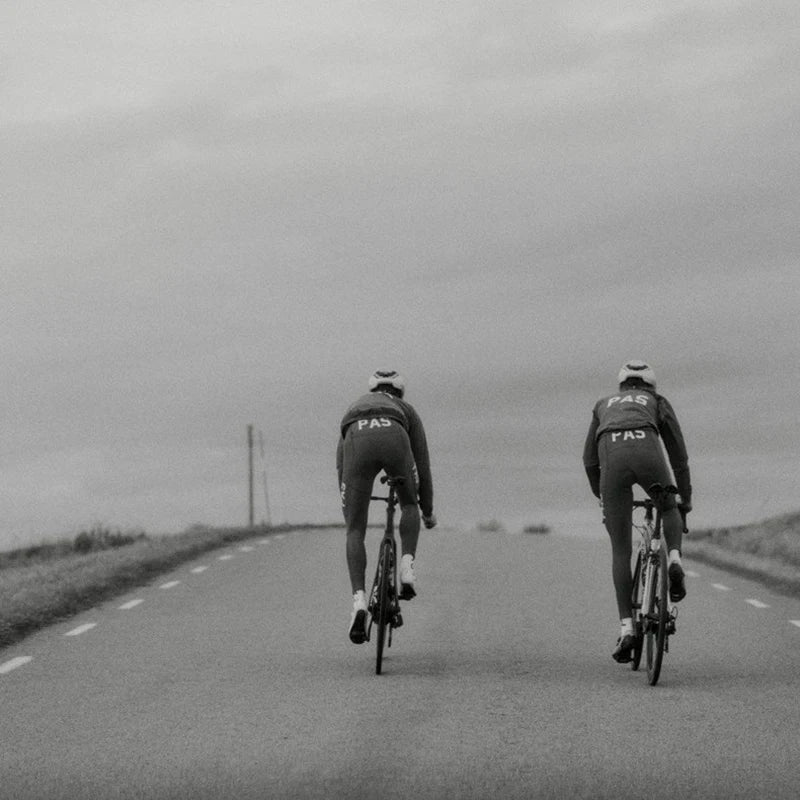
645 546 668 685
630 552 644 671
374 540 393 675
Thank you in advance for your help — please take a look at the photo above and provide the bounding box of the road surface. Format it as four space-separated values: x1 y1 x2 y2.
2 526 799 799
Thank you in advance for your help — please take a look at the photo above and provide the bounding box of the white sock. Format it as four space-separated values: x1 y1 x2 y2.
668 550 682 567
353 590 366 607
401 554 414 570
620 617 633 636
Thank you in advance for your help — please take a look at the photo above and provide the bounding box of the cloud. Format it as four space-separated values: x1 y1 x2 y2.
2 1 799 543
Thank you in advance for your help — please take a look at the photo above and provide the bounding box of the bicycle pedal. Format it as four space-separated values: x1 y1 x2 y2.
392 613 403 628
667 607 677 635
667 618 677 636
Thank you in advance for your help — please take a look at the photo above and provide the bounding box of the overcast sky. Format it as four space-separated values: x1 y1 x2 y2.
2 1 799 548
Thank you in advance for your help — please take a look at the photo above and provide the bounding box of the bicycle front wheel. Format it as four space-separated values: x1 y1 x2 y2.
375 539 393 675
630 551 644 671
645 545 668 685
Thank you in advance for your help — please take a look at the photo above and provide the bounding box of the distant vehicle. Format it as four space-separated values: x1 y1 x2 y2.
477 520 505 533
523 524 550 535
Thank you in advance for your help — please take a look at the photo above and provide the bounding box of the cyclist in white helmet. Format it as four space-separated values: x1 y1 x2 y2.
583 360 692 663
337 370 437 643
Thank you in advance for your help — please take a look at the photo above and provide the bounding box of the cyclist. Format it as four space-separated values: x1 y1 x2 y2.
583 360 692 663
337 370 437 644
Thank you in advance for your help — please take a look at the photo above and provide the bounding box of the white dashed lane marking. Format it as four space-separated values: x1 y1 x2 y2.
65 623 97 637
691 567 799 630
1 534 280 677
0 656 32 674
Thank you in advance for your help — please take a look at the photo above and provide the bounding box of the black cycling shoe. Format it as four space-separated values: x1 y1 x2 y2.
348 609 367 644
668 562 687 602
399 583 416 601
612 633 635 663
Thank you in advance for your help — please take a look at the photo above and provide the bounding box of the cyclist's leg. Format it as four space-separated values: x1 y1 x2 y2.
382 430 420 560
634 435 686 602
636 439 683 553
599 436 635 620
344 489 371 593
604 482 635 619
340 429 380 593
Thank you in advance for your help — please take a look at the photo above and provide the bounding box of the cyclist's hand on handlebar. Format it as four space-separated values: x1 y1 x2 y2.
422 513 437 529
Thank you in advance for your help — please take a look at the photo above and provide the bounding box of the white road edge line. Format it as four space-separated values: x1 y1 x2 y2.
685 570 700 578
65 623 97 637
190 566 209 573
790 620 800 629
160 580 180 589
0 656 32 674
712 583 731 591
119 599 144 610
239 546 254 552
218 554 234 561
745 599 770 609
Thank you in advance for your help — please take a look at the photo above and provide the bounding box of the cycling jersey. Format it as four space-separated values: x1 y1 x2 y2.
582 388 691 504
337 391 433 516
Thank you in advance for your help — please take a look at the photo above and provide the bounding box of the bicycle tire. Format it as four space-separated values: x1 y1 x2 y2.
375 539 393 675
645 545 668 685
630 551 644 671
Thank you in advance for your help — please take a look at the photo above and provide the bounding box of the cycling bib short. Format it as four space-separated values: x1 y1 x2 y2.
599 428 677 527
340 418 419 511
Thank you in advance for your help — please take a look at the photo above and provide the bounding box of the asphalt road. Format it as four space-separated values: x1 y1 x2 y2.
2 526 799 799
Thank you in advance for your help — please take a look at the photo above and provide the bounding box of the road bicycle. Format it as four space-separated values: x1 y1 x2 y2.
630 483 686 685
366 475 405 675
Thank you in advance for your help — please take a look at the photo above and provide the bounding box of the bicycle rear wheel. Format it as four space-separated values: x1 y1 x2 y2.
630 551 644 671
375 539 393 675
645 545 668 685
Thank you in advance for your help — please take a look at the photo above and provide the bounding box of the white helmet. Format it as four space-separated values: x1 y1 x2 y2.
368 369 405 397
617 360 656 390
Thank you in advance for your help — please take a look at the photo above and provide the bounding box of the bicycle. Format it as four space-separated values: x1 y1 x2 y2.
630 483 686 685
366 475 405 675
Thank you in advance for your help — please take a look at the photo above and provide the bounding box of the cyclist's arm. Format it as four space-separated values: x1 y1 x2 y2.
404 404 434 517
657 395 692 507
336 435 344 488
582 409 601 498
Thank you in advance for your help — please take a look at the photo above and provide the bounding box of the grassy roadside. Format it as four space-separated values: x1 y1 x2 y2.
684 511 800 598
0 523 338 650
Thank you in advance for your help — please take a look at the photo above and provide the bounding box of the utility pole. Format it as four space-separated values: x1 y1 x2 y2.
258 429 272 527
247 424 254 527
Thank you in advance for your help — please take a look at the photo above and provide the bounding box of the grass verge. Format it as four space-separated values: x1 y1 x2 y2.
685 511 800 598
0 523 336 650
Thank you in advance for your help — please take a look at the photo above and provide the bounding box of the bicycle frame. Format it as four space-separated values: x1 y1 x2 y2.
631 484 678 685
366 475 404 674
